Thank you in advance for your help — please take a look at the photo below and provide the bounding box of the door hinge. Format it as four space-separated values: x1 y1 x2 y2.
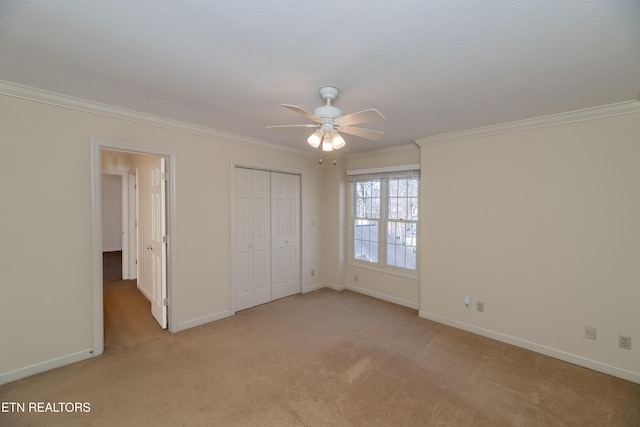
162 235 168 244
163 298 169 307
162 172 168 181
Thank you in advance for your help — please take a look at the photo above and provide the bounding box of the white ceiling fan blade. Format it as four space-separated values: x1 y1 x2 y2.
340 126 384 141
266 124 318 129
282 104 323 124
336 108 385 126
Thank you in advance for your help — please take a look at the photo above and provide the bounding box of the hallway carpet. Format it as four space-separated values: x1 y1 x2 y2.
1 288 638 426
102 251 122 282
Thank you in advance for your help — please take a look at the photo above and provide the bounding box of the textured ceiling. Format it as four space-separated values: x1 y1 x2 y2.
1 0 639 153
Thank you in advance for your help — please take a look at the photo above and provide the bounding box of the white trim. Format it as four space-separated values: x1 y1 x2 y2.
91 138 179 357
90 143 105 357
348 260 420 281
176 310 233 332
419 310 640 385
0 349 95 385
415 100 640 146
302 284 327 294
0 80 312 157
345 143 420 159
324 283 347 292
346 163 420 176
321 283 419 310
346 284 419 310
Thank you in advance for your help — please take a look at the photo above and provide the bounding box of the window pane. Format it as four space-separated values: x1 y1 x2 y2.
389 179 397 197
410 197 418 219
406 246 416 270
354 219 378 263
355 180 380 219
388 196 397 219
387 221 416 270
408 179 418 197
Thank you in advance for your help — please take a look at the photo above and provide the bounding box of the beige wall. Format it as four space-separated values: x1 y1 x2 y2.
0 93 327 382
2 87 638 384
418 111 640 381
342 145 421 308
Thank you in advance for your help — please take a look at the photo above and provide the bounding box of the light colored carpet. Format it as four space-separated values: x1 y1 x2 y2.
1 284 639 426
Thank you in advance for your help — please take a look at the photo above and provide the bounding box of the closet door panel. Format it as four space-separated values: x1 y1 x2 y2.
234 168 255 311
271 172 287 300
284 174 301 297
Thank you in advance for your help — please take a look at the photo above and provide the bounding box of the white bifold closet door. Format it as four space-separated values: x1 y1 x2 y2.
234 168 300 311
271 172 301 301
235 168 272 311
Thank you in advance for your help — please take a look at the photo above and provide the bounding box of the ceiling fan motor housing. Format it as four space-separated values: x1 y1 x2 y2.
315 86 342 120
314 105 342 120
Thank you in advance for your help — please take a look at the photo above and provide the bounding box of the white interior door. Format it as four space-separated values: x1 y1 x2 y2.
128 171 138 280
272 172 300 300
252 170 271 306
235 168 297 310
235 168 254 311
149 157 167 328
284 174 301 297
271 172 287 300
121 173 129 279
235 168 271 311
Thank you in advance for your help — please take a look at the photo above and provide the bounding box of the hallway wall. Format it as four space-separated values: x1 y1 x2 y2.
0 91 327 383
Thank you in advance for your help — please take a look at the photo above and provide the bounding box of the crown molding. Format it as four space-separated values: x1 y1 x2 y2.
415 100 640 146
0 80 315 157
345 142 419 160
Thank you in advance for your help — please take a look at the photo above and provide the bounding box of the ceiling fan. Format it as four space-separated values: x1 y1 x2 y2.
267 86 385 152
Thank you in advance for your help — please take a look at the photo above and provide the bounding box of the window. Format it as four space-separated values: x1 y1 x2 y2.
350 168 419 273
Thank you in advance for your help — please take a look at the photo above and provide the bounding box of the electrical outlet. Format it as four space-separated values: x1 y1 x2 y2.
476 301 484 313
619 335 631 350
464 296 471 307
585 326 596 340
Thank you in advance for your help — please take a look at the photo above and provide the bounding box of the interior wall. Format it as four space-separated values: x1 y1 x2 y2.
0 92 325 383
102 174 123 252
315 159 346 288
342 145 421 308
418 111 640 382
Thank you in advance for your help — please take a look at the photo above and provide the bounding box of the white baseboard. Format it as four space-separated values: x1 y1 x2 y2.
419 310 640 385
175 310 233 332
302 284 328 293
0 349 95 385
324 283 346 292
345 284 420 310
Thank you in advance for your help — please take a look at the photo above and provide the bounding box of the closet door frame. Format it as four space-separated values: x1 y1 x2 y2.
230 162 303 314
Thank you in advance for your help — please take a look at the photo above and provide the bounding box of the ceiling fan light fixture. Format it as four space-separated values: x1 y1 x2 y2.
267 86 385 151
331 132 345 150
307 130 322 148
322 140 334 152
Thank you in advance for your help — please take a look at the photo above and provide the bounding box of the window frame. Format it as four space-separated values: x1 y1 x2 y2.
349 167 420 278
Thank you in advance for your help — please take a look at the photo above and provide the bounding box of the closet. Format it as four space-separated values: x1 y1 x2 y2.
234 168 300 311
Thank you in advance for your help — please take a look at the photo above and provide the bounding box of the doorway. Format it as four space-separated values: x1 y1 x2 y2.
91 139 175 357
